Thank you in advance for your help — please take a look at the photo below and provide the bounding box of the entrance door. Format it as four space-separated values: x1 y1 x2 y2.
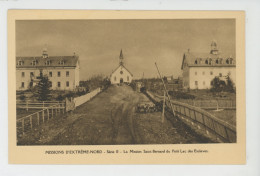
120 78 123 83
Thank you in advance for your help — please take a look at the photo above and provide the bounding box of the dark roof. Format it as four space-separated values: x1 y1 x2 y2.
16 56 79 68
181 52 236 69
111 64 133 76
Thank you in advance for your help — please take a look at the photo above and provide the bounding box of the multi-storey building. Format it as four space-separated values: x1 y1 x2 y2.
16 49 80 91
181 41 236 89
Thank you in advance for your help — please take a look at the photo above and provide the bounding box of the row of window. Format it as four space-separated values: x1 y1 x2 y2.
114 76 130 81
20 81 70 88
194 81 208 86
194 58 234 65
21 71 70 77
194 71 214 76
17 60 66 66
194 71 228 77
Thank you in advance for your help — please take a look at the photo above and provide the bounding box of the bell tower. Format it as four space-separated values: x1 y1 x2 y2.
42 46 48 58
210 41 219 55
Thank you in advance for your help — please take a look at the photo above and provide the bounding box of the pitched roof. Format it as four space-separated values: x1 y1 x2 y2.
111 65 133 76
16 56 79 68
181 52 236 69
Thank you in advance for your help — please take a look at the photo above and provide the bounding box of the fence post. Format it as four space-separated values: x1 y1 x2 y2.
26 101 28 112
56 105 58 115
37 112 40 125
62 103 65 114
47 108 50 120
30 115 33 129
22 119 25 135
42 110 45 123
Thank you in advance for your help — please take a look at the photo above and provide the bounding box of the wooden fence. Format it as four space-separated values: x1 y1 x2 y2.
16 103 65 135
74 88 101 108
16 101 65 111
146 91 236 143
176 99 236 110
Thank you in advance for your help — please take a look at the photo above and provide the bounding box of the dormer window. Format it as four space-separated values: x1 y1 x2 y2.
226 58 230 64
17 60 24 66
230 58 233 64
31 60 37 66
45 60 51 66
59 60 65 65
219 58 223 64
209 58 212 65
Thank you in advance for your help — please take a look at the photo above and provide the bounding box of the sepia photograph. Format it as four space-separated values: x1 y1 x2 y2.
15 19 237 145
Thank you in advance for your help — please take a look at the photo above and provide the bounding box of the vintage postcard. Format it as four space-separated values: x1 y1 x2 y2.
8 10 245 164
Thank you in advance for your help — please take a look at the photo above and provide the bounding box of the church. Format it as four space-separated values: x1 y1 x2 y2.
110 50 133 84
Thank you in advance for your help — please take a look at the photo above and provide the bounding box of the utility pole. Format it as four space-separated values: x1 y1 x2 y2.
155 62 175 117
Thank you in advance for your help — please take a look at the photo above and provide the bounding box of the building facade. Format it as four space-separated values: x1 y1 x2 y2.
181 42 236 89
16 50 80 91
110 49 133 84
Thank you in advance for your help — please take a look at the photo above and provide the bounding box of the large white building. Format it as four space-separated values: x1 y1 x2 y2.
181 41 236 89
110 50 133 84
16 49 80 91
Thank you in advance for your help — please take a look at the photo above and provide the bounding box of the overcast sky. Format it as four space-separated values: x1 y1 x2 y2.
16 19 235 80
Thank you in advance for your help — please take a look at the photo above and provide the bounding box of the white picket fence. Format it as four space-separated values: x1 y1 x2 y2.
74 88 101 108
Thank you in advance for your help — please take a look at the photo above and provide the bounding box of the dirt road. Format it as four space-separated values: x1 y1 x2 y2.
18 84 211 145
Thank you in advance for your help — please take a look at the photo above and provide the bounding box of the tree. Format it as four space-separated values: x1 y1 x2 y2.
35 72 52 101
225 75 235 93
210 75 235 93
210 76 226 93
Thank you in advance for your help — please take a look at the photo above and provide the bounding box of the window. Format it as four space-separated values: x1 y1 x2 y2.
21 82 24 88
216 59 219 64
30 72 34 77
114 76 116 81
31 60 37 66
205 60 208 64
195 81 198 86
49 72 52 77
59 60 65 65
50 81 52 88
195 72 197 75
127 76 129 81
66 71 69 77
66 81 69 87
202 71 205 75
230 58 233 64
219 73 222 77
195 60 198 64
17 60 23 66
209 59 212 65
58 71 61 77
21 72 25 77
57 82 61 87
210 71 213 75
226 59 230 64
45 60 51 65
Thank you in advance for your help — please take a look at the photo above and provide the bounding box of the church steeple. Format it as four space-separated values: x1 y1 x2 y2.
119 49 124 66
